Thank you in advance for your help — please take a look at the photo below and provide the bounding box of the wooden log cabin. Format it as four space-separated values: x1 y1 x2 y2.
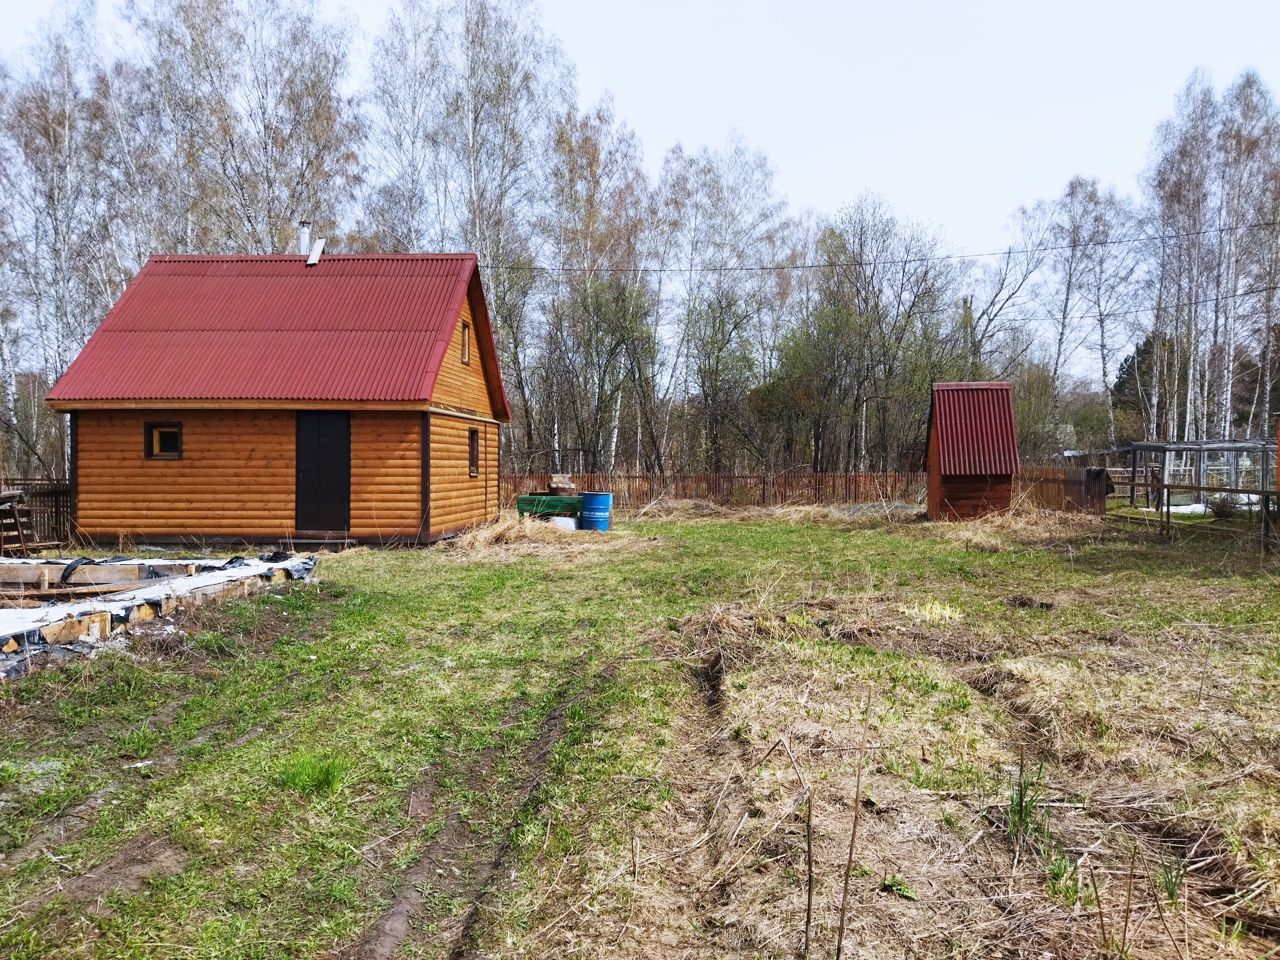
46 253 509 545
925 382 1020 520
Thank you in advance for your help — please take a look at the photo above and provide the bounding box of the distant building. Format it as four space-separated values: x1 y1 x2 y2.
926 382 1020 520
47 253 509 544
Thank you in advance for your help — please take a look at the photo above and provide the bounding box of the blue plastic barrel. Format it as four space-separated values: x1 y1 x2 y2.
580 491 613 531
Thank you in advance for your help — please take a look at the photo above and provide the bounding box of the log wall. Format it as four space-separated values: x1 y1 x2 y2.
75 409 295 539
350 412 422 541
428 413 497 537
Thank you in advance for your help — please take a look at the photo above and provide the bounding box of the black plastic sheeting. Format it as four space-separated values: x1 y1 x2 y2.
57 556 190 584
58 557 97 585
50 554 297 585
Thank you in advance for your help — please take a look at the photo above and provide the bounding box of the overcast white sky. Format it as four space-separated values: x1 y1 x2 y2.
2 0 1278 255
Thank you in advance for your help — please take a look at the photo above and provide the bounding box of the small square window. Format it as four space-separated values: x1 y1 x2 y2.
144 422 182 460
468 428 479 477
461 322 472 365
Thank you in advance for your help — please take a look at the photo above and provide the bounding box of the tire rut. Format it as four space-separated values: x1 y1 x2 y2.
346 662 612 960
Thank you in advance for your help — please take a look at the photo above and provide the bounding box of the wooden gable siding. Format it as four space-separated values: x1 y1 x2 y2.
430 296 496 419
75 409 295 538
350 411 421 541
428 413 497 537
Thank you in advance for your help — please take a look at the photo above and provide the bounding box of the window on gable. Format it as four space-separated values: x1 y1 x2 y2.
468 428 479 477
462 322 472 365
144 422 183 460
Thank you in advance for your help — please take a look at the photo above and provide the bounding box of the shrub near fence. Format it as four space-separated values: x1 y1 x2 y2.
0 478 73 544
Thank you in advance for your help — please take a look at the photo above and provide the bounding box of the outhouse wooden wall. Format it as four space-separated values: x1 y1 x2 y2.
925 417 1014 520
927 474 1013 520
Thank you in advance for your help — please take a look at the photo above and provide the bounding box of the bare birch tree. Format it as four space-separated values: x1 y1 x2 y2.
127 0 362 254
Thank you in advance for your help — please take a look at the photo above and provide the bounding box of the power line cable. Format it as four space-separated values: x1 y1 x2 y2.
979 280 1280 326
481 217 1280 277
487 272 1280 328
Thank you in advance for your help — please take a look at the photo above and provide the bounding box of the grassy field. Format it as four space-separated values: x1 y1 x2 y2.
2 507 1279 959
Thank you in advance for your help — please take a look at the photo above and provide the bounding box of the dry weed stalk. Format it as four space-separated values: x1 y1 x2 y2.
1148 861 1188 960
1089 864 1111 955
834 687 873 960
804 788 814 958
1119 849 1137 956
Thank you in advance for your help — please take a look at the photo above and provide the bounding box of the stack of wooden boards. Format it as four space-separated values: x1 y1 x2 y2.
0 558 212 609
0 490 60 557
1 553 316 678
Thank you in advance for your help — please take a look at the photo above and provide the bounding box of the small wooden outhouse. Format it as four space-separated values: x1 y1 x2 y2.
46 253 509 545
926 382 1020 520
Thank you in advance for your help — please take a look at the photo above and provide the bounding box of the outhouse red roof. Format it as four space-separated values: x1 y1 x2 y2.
47 253 510 421
928 382 1020 476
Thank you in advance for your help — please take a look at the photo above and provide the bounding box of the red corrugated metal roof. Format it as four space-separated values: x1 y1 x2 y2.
46 253 510 420
928 382 1020 476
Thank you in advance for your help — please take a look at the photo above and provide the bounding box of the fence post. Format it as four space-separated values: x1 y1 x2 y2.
1129 447 1137 509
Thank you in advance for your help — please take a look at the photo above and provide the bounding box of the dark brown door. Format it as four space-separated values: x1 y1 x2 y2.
296 411 350 533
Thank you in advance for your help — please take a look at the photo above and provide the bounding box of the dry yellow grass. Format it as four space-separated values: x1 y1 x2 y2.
633 498 741 521
634 497 917 527
504 582 1280 959
440 511 652 562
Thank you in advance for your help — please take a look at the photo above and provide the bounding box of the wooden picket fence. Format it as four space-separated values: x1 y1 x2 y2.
0 477 74 544
499 471 929 511
502 467 1109 516
1013 466 1109 515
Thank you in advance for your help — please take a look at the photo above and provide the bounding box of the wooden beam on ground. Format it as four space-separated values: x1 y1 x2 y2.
0 561 206 587
0 581 156 601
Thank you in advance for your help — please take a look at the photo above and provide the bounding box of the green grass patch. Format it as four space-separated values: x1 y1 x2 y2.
1 514 1277 957
277 751 348 796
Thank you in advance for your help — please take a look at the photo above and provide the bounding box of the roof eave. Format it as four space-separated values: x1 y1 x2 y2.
46 398 439 412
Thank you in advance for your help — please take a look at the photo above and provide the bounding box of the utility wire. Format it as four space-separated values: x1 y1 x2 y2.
481 217 1280 277
979 280 1280 326
486 274 1280 328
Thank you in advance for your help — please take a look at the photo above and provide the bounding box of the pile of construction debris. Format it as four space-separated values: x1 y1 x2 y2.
0 553 315 679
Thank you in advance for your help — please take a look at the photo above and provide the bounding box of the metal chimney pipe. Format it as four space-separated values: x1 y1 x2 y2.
298 221 312 256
